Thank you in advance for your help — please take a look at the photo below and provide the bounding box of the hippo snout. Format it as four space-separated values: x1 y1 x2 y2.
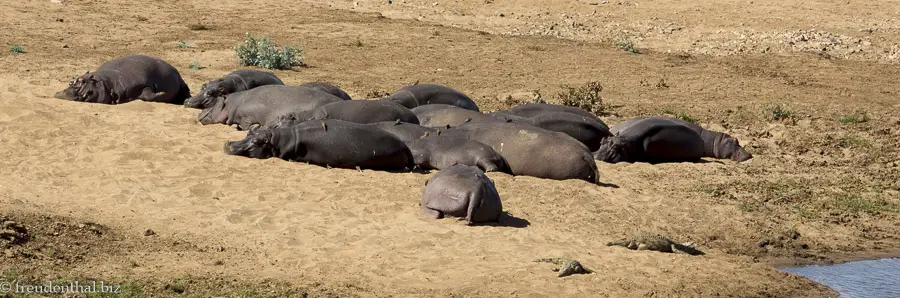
734 149 753 162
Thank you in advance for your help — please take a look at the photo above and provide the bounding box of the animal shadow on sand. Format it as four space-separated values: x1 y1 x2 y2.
473 212 530 228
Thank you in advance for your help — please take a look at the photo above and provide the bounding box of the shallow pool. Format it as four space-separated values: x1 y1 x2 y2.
780 258 900 298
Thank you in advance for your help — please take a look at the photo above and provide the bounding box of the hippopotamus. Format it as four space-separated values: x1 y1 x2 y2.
609 117 752 162
415 105 492 127
421 165 503 225
443 122 599 184
410 104 457 115
492 103 606 127
184 69 284 109
298 81 352 101
407 134 509 173
267 99 419 128
366 120 439 143
198 85 343 130
54 54 190 105
525 112 612 152
384 83 480 111
224 119 414 170
594 117 706 163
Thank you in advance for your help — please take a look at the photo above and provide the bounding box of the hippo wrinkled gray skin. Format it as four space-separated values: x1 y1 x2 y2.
610 117 753 162
444 122 599 184
525 112 612 152
224 119 414 170
366 120 439 143
407 134 509 173
384 83 480 111
492 103 607 127
298 81 352 101
415 105 529 128
54 55 190 105
421 165 503 225
410 104 457 115
269 99 419 128
594 117 705 163
184 69 284 109
198 85 342 130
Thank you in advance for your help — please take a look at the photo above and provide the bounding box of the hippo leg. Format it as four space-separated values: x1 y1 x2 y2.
421 206 443 219
475 158 502 173
139 86 167 102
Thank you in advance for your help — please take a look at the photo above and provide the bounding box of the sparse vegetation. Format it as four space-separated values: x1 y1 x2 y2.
365 90 391 99
837 135 872 148
762 103 796 122
234 33 305 70
661 108 698 123
176 40 192 49
556 81 608 115
8 44 25 54
829 194 897 214
615 38 640 54
188 59 205 70
839 110 869 124
187 23 210 31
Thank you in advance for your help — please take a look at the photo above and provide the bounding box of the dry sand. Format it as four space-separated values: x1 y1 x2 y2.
1 0 898 297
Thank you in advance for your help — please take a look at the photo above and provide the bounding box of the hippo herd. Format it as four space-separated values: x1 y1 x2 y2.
54 54 753 225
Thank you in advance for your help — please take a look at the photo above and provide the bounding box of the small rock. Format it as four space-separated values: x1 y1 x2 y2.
62 44 69 48
3 249 14 258
144 229 156 236
758 239 770 247
790 231 801 240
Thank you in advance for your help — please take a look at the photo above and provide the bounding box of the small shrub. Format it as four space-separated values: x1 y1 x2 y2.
188 23 210 31
762 103 795 122
365 90 391 99
234 33 305 70
8 44 25 54
615 38 640 54
556 81 607 115
837 135 872 148
662 108 698 123
176 40 192 49
839 110 869 124
830 194 897 214
189 59 205 70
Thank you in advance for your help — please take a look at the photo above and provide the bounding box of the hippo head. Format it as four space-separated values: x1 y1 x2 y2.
266 112 313 129
593 135 632 163
223 127 277 159
54 74 114 104
185 80 229 109
198 96 228 125
717 135 753 162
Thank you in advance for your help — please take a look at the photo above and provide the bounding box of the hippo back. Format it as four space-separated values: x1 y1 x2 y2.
388 84 480 111
448 122 599 184
495 103 604 125
311 99 420 124
299 81 352 101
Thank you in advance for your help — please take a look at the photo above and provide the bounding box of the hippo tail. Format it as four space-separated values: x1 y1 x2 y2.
170 81 191 105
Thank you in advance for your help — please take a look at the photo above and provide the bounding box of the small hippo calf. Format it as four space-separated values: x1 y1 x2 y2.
421 165 503 225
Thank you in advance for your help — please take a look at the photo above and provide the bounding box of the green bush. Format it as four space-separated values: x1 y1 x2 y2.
556 81 607 115
234 34 305 70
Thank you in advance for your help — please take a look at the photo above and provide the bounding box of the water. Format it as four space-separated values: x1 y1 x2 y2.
780 258 900 298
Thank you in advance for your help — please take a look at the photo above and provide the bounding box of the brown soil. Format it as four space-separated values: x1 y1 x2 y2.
1 0 898 297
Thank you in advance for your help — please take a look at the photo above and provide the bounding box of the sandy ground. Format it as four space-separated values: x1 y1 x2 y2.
1 0 899 297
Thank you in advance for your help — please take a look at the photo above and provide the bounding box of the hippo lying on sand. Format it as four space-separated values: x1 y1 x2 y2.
224 119 414 170
367 120 439 143
184 69 284 109
267 99 419 128
198 85 342 130
492 103 607 127
54 54 190 105
421 165 503 225
299 81 352 101
594 117 705 163
443 122 599 184
385 84 480 111
610 117 752 162
525 112 611 152
407 134 509 173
